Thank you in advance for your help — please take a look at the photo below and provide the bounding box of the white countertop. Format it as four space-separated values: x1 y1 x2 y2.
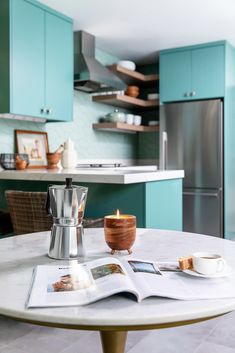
0 228 235 329
0 167 184 184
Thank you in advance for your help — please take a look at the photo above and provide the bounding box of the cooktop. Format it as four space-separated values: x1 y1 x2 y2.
76 163 123 168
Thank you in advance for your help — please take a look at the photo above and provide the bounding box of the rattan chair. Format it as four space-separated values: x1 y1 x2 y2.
5 190 104 235
0 209 13 235
83 217 104 228
5 190 52 235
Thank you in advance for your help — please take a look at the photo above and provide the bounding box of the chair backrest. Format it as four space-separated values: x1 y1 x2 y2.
83 218 104 228
5 190 52 235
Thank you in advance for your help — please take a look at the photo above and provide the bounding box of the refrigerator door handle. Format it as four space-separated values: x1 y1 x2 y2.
183 191 219 197
162 131 168 170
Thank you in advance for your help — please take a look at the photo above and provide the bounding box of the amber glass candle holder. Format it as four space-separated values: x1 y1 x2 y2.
104 211 136 255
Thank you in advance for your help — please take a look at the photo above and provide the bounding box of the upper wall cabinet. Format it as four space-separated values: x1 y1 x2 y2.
0 0 73 122
160 43 225 103
45 11 73 121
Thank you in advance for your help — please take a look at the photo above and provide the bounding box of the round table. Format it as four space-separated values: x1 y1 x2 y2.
1 228 235 353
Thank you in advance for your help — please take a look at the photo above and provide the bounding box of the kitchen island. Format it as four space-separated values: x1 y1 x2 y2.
0 167 184 230
0 167 183 184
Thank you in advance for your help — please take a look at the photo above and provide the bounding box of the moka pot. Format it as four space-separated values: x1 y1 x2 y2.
46 178 88 259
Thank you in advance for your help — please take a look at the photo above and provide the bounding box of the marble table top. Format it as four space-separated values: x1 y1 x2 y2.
1 228 235 330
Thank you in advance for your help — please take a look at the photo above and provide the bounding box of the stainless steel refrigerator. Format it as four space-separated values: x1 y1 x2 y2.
160 99 223 237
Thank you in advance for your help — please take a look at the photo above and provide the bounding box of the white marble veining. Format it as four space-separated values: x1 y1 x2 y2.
0 168 184 184
1 228 235 330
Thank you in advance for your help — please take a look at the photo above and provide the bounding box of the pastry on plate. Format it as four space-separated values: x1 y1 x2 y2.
179 256 193 270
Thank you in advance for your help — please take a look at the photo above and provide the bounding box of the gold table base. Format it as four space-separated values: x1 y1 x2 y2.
100 331 127 353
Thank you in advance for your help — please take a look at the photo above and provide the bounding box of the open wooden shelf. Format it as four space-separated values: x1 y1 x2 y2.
92 94 159 110
92 65 159 133
107 65 159 87
93 122 159 134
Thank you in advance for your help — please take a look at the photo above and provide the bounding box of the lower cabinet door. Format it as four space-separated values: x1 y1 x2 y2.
45 12 73 121
183 188 223 237
145 179 183 231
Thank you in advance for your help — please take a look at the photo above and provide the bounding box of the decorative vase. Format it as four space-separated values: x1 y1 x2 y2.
61 139 77 169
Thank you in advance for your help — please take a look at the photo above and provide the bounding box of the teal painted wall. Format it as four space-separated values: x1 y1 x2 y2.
0 179 145 227
0 119 45 152
137 63 159 160
0 48 137 159
138 132 159 160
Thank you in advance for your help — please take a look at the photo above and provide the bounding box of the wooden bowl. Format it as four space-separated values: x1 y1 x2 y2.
104 215 136 254
46 153 61 169
126 85 139 91
15 160 28 170
125 91 139 98
125 85 139 98
15 154 29 170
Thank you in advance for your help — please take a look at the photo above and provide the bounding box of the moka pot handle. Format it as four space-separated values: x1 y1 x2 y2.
45 185 52 215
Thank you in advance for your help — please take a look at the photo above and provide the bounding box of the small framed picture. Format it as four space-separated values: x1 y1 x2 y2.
15 130 49 168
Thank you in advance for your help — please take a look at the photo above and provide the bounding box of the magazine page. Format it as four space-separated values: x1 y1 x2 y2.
122 259 193 301
172 271 235 300
123 259 235 301
27 257 140 308
155 265 235 300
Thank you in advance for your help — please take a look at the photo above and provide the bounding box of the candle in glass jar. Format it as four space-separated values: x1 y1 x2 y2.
104 210 136 254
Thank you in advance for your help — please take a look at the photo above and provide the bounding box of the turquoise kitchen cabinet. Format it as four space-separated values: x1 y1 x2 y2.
160 50 191 102
191 45 225 99
145 179 182 230
160 42 225 102
0 0 73 122
81 179 182 231
45 12 73 121
11 0 45 118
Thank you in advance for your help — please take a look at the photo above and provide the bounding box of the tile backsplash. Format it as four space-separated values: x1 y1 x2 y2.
46 90 137 159
0 118 45 153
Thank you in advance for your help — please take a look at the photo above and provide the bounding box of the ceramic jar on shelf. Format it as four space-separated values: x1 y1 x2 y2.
104 109 125 123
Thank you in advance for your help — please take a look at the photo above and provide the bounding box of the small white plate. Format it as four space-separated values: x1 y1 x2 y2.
183 266 233 278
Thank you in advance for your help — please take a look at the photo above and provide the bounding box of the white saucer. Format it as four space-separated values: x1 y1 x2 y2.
183 266 233 278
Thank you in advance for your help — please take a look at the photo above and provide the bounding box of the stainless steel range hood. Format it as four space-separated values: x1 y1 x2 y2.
74 31 126 93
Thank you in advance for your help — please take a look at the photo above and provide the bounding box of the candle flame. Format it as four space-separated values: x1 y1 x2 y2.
116 209 120 218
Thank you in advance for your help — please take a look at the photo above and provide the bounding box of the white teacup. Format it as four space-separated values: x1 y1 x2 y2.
126 114 134 125
192 252 226 275
134 115 142 126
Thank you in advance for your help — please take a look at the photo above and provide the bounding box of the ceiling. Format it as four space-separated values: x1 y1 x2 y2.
40 0 235 63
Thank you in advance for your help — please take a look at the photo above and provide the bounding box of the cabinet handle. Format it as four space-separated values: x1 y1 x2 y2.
190 91 196 96
184 92 190 97
40 108 46 114
46 108 52 114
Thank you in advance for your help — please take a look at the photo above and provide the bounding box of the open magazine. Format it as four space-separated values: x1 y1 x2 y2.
27 257 235 308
